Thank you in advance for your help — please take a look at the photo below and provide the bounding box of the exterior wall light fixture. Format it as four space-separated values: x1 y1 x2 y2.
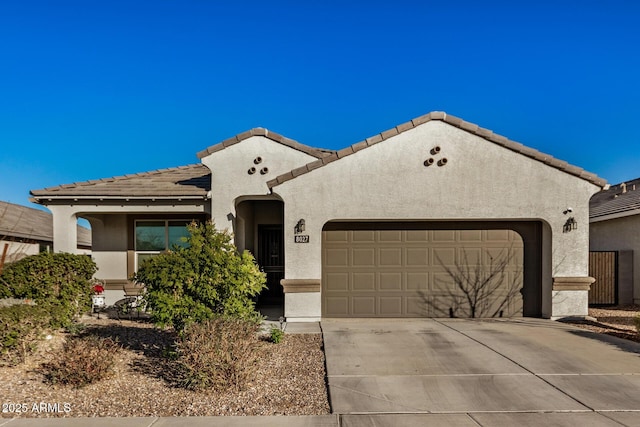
563 217 577 233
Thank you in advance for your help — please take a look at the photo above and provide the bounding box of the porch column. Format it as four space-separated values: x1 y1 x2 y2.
48 206 79 254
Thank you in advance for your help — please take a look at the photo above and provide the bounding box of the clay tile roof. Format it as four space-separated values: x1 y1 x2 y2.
196 127 334 159
0 201 91 247
590 177 640 221
30 164 210 200
268 111 607 189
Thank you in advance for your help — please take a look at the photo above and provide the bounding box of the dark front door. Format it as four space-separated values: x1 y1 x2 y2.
257 225 284 305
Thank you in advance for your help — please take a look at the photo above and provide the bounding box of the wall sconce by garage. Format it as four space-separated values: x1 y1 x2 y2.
563 217 577 233
294 219 306 234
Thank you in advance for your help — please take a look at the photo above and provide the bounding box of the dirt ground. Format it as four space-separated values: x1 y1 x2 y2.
2 306 638 418
0 315 330 418
565 305 640 343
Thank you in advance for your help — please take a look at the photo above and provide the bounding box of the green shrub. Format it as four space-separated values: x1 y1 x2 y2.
41 336 120 387
135 221 266 331
0 304 52 366
269 325 284 344
0 252 97 327
175 317 261 391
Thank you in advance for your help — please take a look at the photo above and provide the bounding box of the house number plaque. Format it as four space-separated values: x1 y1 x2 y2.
294 235 310 243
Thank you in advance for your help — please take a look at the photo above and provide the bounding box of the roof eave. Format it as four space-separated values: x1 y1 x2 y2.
30 195 209 203
590 209 640 223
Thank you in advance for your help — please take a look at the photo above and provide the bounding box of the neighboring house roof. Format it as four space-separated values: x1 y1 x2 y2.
31 164 210 200
266 111 607 189
590 177 640 222
0 201 91 247
196 127 334 159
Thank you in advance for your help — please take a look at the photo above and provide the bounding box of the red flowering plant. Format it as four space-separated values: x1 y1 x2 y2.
92 281 105 295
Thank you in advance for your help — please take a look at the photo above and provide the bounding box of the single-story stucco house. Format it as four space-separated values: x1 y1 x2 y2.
0 200 91 266
30 111 607 320
590 178 640 306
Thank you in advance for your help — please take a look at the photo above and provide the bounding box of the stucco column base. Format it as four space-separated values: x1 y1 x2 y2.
281 279 321 322
551 276 595 320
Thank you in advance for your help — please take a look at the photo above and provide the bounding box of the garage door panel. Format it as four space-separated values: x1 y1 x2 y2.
326 231 349 242
407 272 429 290
407 296 429 316
407 248 429 266
459 230 483 241
326 273 349 291
326 248 349 266
379 230 402 242
379 272 402 291
353 272 376 291
433 247 456 266
353 297 376 315
379 297 402 315
487 229 510 241
353 248 375 266
433 230 456 242
379 248 402 266
323 226 527 318
325 297 349 316
352 230 375 242
406 230 429 241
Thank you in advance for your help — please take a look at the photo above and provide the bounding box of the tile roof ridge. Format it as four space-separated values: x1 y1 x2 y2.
267 111 607 189
196 127 333 159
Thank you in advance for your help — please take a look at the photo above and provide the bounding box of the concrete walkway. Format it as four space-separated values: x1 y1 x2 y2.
3 318 640 426
322 318 640 426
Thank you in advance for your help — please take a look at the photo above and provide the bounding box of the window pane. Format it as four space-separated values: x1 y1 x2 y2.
168 221 191 248
136 221 166 251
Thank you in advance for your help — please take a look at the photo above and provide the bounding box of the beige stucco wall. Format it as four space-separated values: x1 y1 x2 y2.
200 135 319 234
590 215 640 304
272 121 601 319
0 240 40 263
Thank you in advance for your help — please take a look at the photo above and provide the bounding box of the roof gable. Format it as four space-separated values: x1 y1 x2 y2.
267 111 607 189
196 127 334 160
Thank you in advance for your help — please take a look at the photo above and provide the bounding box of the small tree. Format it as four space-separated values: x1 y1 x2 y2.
135 221 266 331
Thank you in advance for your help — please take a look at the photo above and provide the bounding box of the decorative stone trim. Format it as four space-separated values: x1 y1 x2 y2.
280 279 321 293
552 276 595 291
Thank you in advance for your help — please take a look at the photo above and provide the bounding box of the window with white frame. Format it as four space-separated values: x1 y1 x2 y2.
135 220 192 269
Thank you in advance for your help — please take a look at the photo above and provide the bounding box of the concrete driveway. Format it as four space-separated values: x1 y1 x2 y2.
322 318 640 427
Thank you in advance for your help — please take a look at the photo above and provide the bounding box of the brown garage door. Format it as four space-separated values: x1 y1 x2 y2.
322 223 526 318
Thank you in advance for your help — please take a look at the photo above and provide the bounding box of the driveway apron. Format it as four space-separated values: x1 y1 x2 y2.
321 318 640 425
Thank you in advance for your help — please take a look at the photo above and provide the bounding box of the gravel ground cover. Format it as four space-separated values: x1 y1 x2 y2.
3 306 637 419
0 316 330 418
565 305 640 343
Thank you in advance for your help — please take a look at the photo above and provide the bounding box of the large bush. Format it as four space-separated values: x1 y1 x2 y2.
135 221 266 330
0 252 97 327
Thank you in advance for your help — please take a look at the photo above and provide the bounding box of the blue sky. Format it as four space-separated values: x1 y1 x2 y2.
1 0 639 209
